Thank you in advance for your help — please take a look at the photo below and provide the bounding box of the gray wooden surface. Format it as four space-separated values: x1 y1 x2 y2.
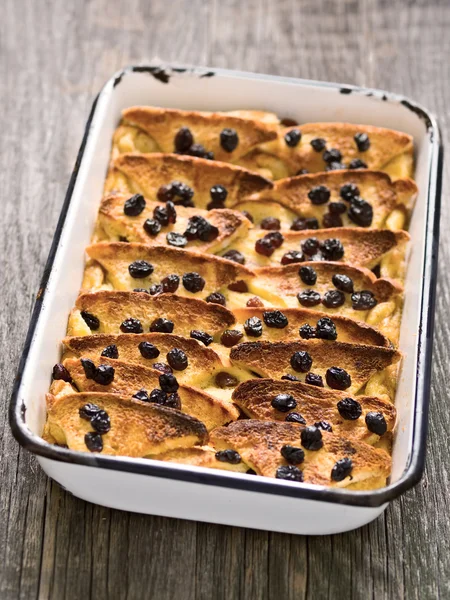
1 0 448 598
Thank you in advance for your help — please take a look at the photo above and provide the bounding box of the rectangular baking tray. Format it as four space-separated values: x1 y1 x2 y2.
9 64 443 535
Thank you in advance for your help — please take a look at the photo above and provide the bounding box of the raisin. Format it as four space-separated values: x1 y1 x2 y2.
52 363 72 382
166 232 187 247
299 324 316 339
128 260 154 278
348 159 367 169
222 249 246 265
329 201 347 215
281 445 305 464
93 364 115 386
322 290 345 308
149 284 163 295
185 144 211 159
124 194 146 216
284 129 302 147
133 288 149 294
85 432 103 452
133 389 150 402
81 358 96 379
308 185 330 205
167 348 188 371
310 138 326 151
241 210 254 223
215 449 242 464
228 280 248 293
152 363 173 374
120 318 143 334
331 457 353 481
326 162 347 171
190 330 213 346
210 184 228 203
174 127 194 151
271 394 297 412
290 351 313 373
205 292 226 306
255 238 274 256
315 317 337 340
281 374 300 382
301 425 323 450
285 412 306 424
315 420 333 432
340 183 360 202
320 238 344 261
365 411 387 435
351 290 377 310
90 409 111 433
138 341 160 359
159 373 179 393
348 198 373 227
244 317 263 337
149 389 167 404
79 403 101 420
299 265 317 285
290 217 309 231
332 274 354 293
220 128 239 152
305 372 324 387
161 274 180 293
165 392 182 409
354 132 370 151
297 290 321 307
215 372 239 388
150 318 174 333
246 296 264 308
196 219 219 242
323 148 342 164
153 205 170 226
322 213 343 228
101 344 119 359
263 310 288 329
81 311 100 330
260 217 281 230
281 118 299 127
326 366 351 390
182 272 205 293
276 465 303 482
302 237 320 256
337 397 362 420
220 329 243 347
143 218 162 237
281 250 304 265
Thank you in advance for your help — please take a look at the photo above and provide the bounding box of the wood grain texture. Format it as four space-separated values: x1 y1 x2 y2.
0 0 449 598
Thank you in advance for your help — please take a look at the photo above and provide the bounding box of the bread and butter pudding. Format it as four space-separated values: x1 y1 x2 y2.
43 106 418 490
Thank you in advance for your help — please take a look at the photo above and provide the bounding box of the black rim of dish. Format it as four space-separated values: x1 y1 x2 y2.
9 65 444 509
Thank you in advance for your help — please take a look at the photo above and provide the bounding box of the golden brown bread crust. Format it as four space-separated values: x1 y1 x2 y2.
95 192 251 253
152 446 249 472
232 170 417 230
236 123 414 180
232 378 396 444
104 152 273 203
44 392 208 456
59 358 239 431
62 333 224 386
118 107 278 163
83 242 254 296
229 339 401 398
210 420 391 487
68 291 236 338
226 227 410 277
232 307 391 347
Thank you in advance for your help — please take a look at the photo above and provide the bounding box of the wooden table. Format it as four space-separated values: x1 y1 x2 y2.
1 0 448 598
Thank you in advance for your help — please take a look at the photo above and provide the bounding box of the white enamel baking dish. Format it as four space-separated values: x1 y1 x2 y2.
10 64 442 535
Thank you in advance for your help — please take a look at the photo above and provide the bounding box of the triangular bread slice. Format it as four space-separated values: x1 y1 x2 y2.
43 392 208 456
232 379 396 445
104 153 273 204
225 227 409 281
95 191 251 254
83 243 254 305
210 420 391 489
232 170 417 230
232 307 391 347
246 262 403 342
236 123 414 180
63 333 224 386
59 358 239 430
114 107 278 163
68 291 235 338
229 340 401 399
150 446 250 473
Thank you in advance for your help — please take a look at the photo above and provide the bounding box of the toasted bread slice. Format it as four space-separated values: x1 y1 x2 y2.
95 191 251 254
232 307 391 347
58 358 239 430
232 379 396 444
210 420 391 488
104 153 273 204
224 227 409 281
236 123 414 180
232 170 418 231
68 291 235 338
83 243 254 304
246 262 403 342
229 340 401 399
114 107 277 163
151 446 250 472
62 333 225 386
44 392 208 456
